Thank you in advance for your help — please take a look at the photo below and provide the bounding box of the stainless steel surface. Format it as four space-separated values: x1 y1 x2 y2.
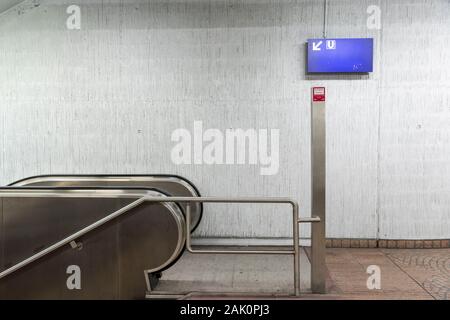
299 217 321 223
293 201 300 296
2 192 305 297
0 183 325 299
0 188 186 299
9 175 202 233
311 88 327 293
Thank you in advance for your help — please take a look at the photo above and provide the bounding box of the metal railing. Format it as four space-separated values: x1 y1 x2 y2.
179 198 321 296
0 192 323 297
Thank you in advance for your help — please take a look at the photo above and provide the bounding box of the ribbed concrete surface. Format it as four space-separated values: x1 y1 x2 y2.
152 246 311 296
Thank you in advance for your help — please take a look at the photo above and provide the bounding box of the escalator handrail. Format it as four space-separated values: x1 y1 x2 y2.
8 174 204 233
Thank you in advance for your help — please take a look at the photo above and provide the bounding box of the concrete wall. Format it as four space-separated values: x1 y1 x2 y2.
0 0 449 241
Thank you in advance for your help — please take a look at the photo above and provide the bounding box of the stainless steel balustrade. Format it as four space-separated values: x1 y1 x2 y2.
0 188 187 299
0 187 323 298
147 198 321 297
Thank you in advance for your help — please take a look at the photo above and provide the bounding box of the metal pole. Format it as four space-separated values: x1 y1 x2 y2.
311 88 327 293
186 202 192 251
292 201 300 296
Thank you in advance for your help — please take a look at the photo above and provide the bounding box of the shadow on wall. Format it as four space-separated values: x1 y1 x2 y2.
301 42 371 81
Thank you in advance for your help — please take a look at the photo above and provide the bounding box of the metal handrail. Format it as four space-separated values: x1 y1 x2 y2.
0 192 322 297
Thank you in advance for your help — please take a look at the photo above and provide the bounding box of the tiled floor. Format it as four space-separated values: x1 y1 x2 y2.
301 248 448 299
381 249 450 300
150 247 450 300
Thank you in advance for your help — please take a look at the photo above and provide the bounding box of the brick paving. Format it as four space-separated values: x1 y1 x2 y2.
314 248 449 300
326 239 450 249
185 248 449 300
383 249 450 300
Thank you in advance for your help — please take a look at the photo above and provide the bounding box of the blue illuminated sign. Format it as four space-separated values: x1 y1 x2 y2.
307 38 373 73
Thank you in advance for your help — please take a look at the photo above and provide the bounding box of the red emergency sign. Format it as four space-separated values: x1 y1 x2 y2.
312 87 326 102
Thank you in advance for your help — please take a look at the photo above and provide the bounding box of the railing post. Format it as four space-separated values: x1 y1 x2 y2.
185 202 193 253
292 201 300 296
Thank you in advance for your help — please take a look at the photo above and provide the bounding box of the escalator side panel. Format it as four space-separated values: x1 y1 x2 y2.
0 197 125 299
0 194 185 299
1 197 130 267
116 201 185 299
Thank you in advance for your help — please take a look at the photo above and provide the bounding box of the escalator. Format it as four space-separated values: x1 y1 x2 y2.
0 175 202 299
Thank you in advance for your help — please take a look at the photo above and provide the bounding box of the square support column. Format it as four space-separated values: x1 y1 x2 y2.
311 87 327 293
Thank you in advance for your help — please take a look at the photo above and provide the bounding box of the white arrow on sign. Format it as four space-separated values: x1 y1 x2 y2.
312 41 322 51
